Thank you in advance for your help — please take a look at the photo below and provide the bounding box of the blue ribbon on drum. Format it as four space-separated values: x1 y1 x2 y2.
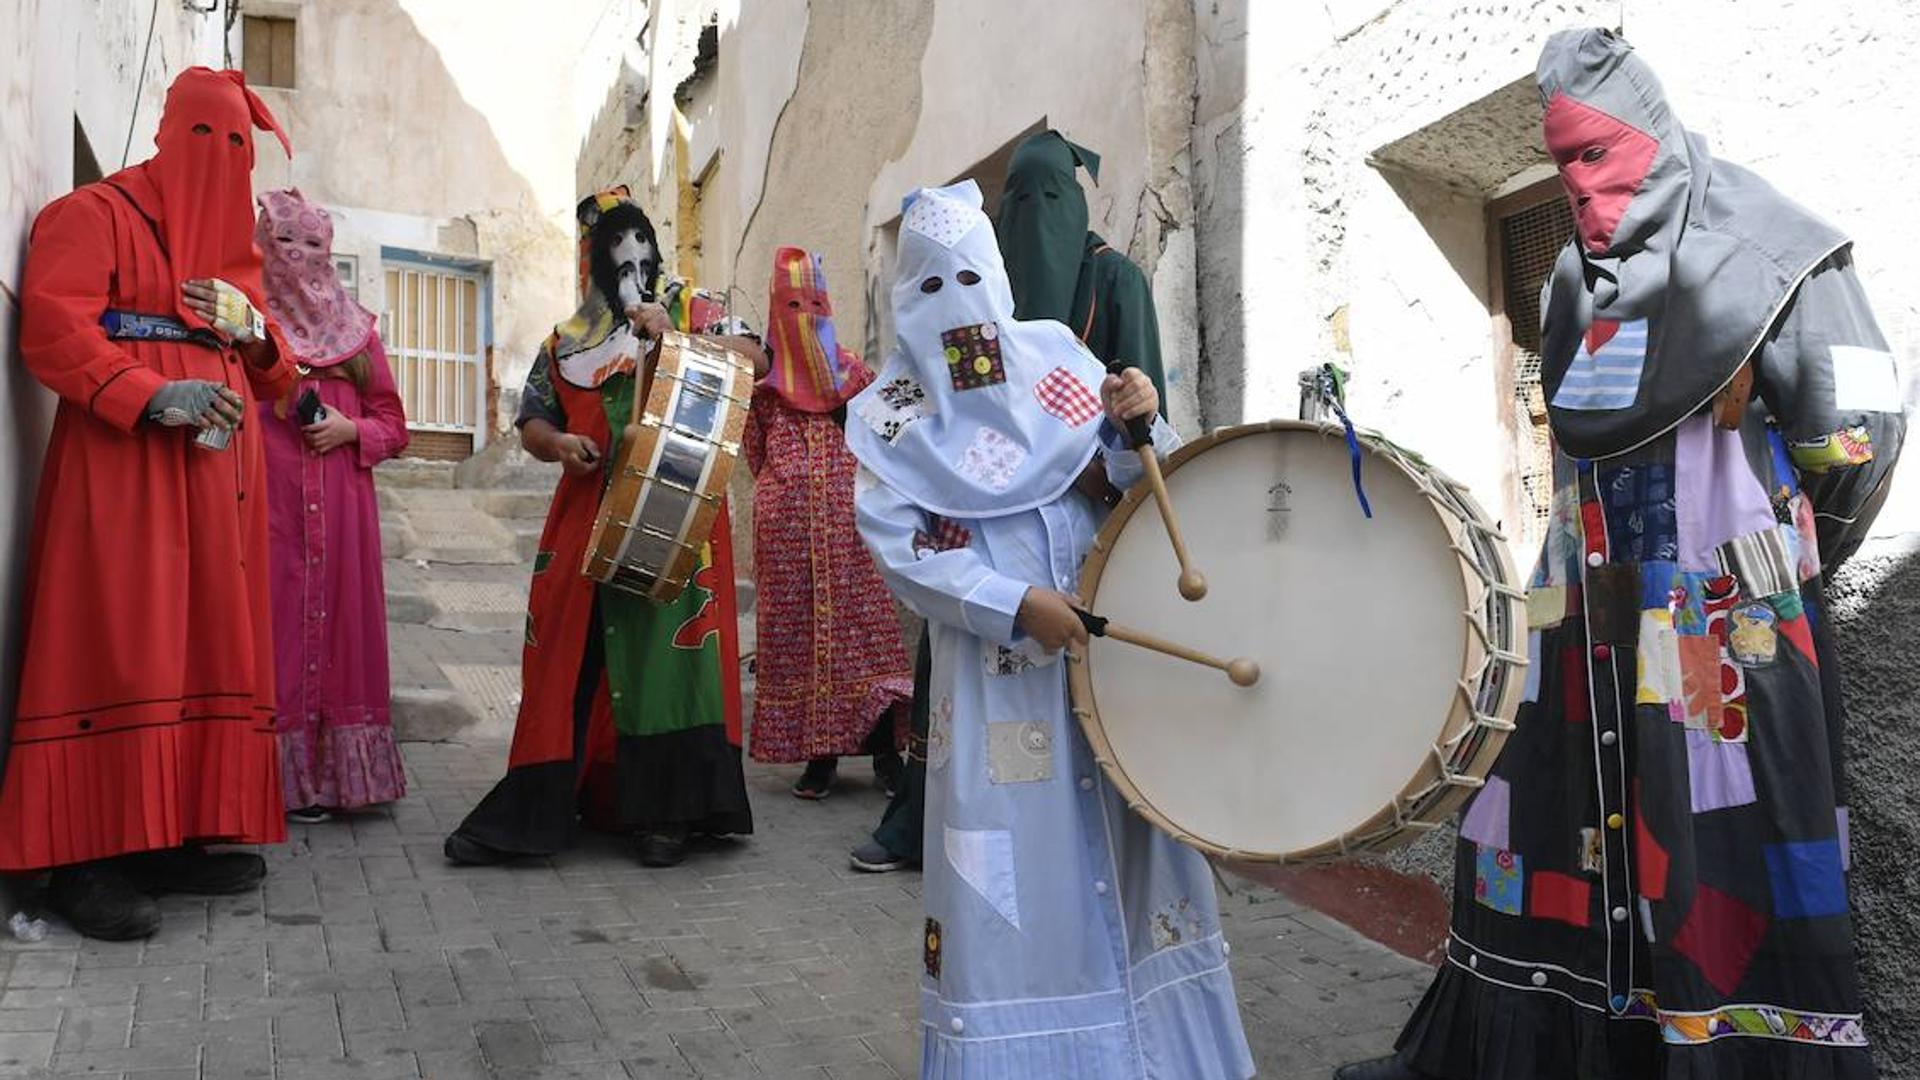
1301 363 1373 520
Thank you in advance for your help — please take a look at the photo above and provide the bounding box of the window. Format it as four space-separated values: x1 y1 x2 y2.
332 255 359 301
1490 179 1575 543
382 259 487 445
242 16 297 90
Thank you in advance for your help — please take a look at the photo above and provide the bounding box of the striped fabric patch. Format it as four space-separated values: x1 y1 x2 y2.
1553 318 1648 411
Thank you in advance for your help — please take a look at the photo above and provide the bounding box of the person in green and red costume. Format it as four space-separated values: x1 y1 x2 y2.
444 187 766 869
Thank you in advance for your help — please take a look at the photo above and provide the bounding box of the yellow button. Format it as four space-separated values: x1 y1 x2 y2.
1606 813 1625 830
945 346 962 363
973 356 992 375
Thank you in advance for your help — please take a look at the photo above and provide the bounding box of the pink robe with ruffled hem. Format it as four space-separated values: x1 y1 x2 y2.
260 334 409 809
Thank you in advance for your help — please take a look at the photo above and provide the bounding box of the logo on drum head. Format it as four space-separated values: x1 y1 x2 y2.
1267 480 1293 540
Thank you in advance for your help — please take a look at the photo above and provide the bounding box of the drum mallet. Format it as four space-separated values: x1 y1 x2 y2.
1105 362 1206 601
1074 609 1260 688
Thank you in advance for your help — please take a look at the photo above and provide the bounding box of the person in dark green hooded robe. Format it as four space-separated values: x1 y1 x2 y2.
997 129 1167 415
848 130 1171 875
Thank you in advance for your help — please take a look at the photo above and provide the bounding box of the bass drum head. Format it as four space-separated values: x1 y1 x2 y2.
1079 424 1469 859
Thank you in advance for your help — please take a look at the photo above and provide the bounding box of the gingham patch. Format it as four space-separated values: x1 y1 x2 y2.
912 516 972 559
1034 367 1102 426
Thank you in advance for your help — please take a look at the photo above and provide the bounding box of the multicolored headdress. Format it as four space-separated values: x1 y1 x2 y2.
762 247 869 412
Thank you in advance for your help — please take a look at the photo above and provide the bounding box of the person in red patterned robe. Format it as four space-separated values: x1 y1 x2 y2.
2 69 298 940
744 247 913 798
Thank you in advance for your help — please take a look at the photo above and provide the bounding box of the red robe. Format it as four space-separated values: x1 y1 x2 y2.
0 165 296 870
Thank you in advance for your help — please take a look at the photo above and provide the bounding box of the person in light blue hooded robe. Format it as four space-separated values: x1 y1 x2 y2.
845 179 1254 1080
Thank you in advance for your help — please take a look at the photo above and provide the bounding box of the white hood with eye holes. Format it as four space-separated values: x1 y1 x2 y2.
845 180 1108 520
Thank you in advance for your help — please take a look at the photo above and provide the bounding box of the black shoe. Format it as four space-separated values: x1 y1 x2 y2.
872 752 905 798
792 758 837 800
46 862 162 941
123 846 266 896
287 806 332 825
849 841 912 874
1333 1054 1429 1080
443 832 514 866
637 829 688 868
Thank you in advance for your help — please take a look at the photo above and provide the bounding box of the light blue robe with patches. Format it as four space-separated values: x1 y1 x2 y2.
855 421 1254 1080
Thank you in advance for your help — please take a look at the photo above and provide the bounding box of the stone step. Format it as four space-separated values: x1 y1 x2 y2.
507 519 546 562
376 459 457 489
473 488 553 521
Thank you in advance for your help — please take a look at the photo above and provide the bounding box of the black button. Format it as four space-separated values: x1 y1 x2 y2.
77 719 92 731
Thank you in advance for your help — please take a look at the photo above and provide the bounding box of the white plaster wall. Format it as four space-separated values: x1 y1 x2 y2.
1206 0 1920 545
2 0 223 721
701 0 807 302
857 0 1209 433
247 0 649 420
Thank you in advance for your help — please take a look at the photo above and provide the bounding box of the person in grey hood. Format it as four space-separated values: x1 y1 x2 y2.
1338 27 1901 1080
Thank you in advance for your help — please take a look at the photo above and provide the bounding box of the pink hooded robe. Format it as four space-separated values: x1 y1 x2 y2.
254 188 408 810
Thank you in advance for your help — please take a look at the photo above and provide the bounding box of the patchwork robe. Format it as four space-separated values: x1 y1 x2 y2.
855 420 1253 1080
1398 253 1902 1079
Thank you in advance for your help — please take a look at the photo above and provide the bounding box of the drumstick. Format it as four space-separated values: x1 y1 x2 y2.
1106 361 1206 601
1074 609 1259 688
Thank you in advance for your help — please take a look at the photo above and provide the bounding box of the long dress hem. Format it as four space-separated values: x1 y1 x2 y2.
1399 947 1874 1080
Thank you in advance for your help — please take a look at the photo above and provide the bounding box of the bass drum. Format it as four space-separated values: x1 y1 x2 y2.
1068 421 1528 863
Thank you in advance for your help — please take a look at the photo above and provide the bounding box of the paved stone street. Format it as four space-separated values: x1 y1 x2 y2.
0 739 1429 1080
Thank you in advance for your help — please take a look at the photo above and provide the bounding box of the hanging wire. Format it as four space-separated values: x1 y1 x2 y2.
121 0 163 168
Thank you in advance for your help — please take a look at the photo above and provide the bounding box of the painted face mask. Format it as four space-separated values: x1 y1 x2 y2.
1543 93 1660 255
763 247 867 412
605 225 657 311
548 187 660 389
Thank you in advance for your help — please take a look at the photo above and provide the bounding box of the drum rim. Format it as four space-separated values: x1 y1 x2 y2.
1068 419 1530 864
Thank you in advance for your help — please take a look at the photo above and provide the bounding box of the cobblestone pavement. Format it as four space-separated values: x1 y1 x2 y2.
0 741 1429 1079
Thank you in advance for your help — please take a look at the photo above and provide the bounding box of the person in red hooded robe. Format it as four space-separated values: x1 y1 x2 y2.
2 68 299 940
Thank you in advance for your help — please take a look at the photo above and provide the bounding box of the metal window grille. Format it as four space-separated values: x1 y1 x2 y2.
1499 194 1574 541
383 264 484 438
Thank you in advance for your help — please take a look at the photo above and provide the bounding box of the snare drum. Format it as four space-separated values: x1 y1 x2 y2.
1068 421 1528 863
583 331 756 603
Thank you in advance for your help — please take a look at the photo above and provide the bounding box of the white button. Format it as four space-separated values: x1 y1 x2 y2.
1600 731 1618 747
949 1018 964 1034
1611 906 1628 923
308 503 319 513
1221 940 1230 957
1094 881 1109 896
1531 971 1547 987
1468 954 1479 969
1587 551 1604 568
1078 777 1094 791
